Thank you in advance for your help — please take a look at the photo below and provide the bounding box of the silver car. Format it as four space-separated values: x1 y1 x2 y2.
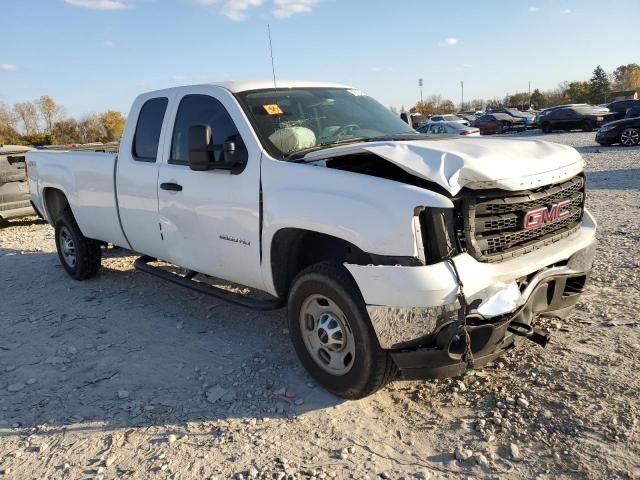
417 121 480 137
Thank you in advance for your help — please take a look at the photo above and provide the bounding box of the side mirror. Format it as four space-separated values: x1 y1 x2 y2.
222 140 248 174
188 124 212 171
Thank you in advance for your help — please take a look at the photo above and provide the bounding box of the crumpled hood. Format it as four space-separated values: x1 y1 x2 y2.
305 137 584 195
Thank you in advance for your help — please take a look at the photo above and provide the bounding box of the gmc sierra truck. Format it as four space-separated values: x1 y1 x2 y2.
27 81 597 399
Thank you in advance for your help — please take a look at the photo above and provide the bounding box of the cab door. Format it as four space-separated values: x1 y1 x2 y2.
156 88 265 291
116 95 173 258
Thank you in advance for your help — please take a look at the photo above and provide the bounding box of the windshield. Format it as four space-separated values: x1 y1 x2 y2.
236 88 414 158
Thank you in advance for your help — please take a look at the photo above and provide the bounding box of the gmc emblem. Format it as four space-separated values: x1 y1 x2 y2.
523 200 571 229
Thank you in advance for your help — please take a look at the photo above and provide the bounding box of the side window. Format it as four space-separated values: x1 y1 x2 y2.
132 98 168 162
170 94 244 165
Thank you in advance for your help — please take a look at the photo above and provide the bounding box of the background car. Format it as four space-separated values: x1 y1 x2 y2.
427 114 470 126
489 108 537 129
606 99 640 120
472 113 524 134
537 105 613 133
416 121 480 136
0 145 35 223
596 116 640 146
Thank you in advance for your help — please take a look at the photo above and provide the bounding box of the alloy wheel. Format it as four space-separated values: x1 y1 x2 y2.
620 128 640 146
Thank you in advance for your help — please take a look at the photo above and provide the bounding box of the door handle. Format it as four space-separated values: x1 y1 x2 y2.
160 182 183 192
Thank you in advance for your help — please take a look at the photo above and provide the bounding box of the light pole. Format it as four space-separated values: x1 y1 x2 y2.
461 80 464 111
418 78 423 104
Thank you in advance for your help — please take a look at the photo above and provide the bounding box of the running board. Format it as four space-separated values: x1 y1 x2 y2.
133 255 282 311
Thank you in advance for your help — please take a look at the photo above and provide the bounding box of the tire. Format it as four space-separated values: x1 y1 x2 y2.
620 127 640 146
287 263 397 399
54 210 102 280
541 122 552 134
582 120 595 132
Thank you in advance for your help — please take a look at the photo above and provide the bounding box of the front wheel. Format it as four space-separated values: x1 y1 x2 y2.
55 210 102 280
620 127 640 146
541 122 552 134
288 263 397 399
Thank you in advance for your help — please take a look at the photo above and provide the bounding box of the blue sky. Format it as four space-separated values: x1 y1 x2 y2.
1 0 638 117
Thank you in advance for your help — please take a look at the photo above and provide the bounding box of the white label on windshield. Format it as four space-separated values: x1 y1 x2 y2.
347 89 367 96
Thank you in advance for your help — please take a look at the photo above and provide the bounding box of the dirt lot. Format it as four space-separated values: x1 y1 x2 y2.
1 131 639 480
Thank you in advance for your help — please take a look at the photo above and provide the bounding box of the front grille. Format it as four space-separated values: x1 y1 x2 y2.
459 175 585 262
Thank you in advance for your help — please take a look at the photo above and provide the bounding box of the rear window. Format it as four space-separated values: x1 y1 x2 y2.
132 98 168 161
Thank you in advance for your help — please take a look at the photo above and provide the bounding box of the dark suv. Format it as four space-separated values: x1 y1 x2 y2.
538 106 611 134
607 99 640 120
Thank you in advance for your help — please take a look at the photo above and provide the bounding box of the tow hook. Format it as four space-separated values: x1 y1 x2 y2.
508 321 551 348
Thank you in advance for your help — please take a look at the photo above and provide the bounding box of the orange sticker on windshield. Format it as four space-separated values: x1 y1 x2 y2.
263 104 284 115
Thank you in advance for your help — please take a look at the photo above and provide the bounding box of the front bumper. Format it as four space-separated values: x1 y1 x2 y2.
595 128 619 145
391 260 591 379
345 210 597 378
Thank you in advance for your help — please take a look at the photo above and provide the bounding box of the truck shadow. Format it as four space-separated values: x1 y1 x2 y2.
0 247 344 437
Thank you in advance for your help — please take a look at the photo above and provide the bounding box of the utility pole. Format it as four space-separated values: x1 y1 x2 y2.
461 80 464 110
528 80 531 110
418 78 423 104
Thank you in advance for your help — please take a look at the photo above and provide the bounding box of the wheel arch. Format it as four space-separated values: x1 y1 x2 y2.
43 187 71 224
269 228 420 300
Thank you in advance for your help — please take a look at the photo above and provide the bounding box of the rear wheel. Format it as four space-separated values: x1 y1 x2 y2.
288 263 397 399
620 127 640 146
55 210 102 280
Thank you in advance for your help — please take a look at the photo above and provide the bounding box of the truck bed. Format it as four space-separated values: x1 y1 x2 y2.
28 150 129 247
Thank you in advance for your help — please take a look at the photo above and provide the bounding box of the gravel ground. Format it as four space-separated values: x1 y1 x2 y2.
0 131 639 480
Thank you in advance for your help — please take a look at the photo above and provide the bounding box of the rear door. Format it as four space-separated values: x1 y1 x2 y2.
156 88 264 290
116 95 173 258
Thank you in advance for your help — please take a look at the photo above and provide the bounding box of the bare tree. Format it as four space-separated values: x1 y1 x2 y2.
78 113 106 143
53 118 81 145
37 96 65 134
0 101 20 144
13 101 39 136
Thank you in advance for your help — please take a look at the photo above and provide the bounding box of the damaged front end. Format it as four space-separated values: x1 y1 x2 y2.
343 171 597 380
384 251 594 379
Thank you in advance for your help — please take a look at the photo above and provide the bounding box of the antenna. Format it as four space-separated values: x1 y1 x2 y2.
267 24 277 90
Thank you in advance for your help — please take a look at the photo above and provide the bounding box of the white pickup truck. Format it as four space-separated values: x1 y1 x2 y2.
28 81 597 398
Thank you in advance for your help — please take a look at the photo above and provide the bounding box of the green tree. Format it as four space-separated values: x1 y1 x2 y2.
612 63 640 92
530 89 546 109
566 81 593 103
590 65 611 104
506 92 529 108
100 110 126 142
23 132 56 147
